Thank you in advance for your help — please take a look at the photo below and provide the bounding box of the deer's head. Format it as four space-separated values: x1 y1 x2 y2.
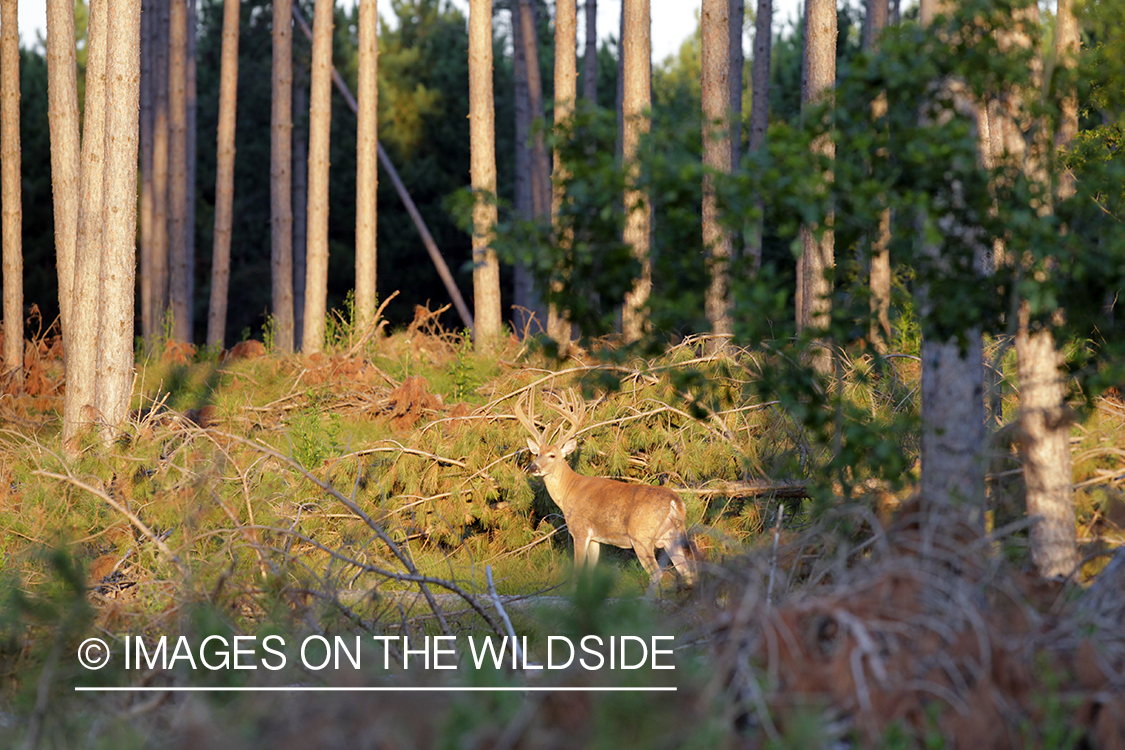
514 389 589 479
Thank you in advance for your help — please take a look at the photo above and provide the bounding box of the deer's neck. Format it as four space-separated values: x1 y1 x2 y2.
543 463 584 513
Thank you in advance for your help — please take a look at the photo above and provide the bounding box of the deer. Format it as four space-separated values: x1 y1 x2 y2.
514 389 697 589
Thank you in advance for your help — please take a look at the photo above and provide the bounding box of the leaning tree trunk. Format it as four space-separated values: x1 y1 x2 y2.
469 0 501 353
796 0 836 376
621 0 651 342
354 0 378 336
168 0 190 341
65 0 108 446
550 0 576 353
301 0 334 354
1 0 22 388
271 0 295 352
702 0 733 354
97 0 141 434
47 0 81 343
207 0 240 349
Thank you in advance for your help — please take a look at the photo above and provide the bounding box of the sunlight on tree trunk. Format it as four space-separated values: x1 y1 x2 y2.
702 0 733 353
65 0 108 447
292 68 307 344
302 0 333 354
354 0 378 336
550 0 576 354
97 0 141 433
151 0 170 334
207 0 240 349
271 0 295 352
796 0 835 375
47 0 80 344
469 0 500 353
866 0 891 352
1 0 22 388
168 0 190 341
1055 0 1078 200
621 0 651 343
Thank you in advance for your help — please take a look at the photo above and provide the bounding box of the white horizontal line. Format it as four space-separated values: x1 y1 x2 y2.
75 686 676 693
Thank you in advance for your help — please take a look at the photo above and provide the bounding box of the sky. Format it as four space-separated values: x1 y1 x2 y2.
11 0 805 64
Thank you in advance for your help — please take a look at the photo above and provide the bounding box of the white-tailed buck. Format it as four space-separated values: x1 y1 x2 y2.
514 389 696 588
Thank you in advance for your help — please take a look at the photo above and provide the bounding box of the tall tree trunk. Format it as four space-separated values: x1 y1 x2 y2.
271 0 295 351
1055 0 1078 200
621 0 651 342
65 0 108 445
293 67 308 345
97 0 141 433
207 0 240 349
139 0 154 340
469 0 501 352
168 0 190 341
48 0 81 343
511 0 537 334
301 0 333 353
517 0 550 220
796 0 835 374
866 0 891 351
729 0 744 170
746 0 771 273
354 0 378 335
550 0 576 353
1 0 22 388
152 0 170 334
582 0 597 104
186 0 197 328
702 0 732 352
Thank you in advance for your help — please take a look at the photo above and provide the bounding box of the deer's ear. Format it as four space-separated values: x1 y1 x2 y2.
526 437 541 456
561 439 578 457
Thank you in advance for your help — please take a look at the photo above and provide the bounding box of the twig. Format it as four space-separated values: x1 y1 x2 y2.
486 566 523 665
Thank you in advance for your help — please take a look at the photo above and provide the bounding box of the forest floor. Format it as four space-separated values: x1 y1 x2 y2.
0 304 1123 748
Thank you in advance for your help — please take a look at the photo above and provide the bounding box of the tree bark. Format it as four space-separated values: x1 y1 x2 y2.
621 0 651 342
511 0 540 335
702 0 732 352
301 0 334 353
1055 0 1078 199
866 0 891 351
207 0 240 349
186 0 197 325
1 0 22 388
151 0 170 334
582 0 597 104
796 0 835 374
354 0 378 335
139 0 154 339
551 0 576 353
271 0 295 351
746 0 771 273
470 0 501 352
293 66 307 345
729 0 743 170
48 0 80 343
168 0 190 341
65 0 108 445
97 0 141 432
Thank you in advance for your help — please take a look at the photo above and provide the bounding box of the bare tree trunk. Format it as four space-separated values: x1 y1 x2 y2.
186 0 197 326
48 0 81 343
65 0 108 445
301 0 334 353
139 0 154 339
97 0 141 433
207 0 240 349
550 0 576 353
511 0 539 335
271 0 295 351
746 0 771 273
168 0 190 341
354 0 378 335
517 0 550 220
621 0 651 342
729 0 743 170
1 0 22 387
582 0 597 104
921 332 985 514
293 67 307 345
796 0 835 374
1055 0 1078 199
152 0 170 333
702 0 732 352
470 0 501 352
866 0 891 351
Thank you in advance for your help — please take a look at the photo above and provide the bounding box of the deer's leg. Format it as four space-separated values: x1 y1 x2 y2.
666 535 695 586
586 540 601 568
572 531 588 571
635 546 662 593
